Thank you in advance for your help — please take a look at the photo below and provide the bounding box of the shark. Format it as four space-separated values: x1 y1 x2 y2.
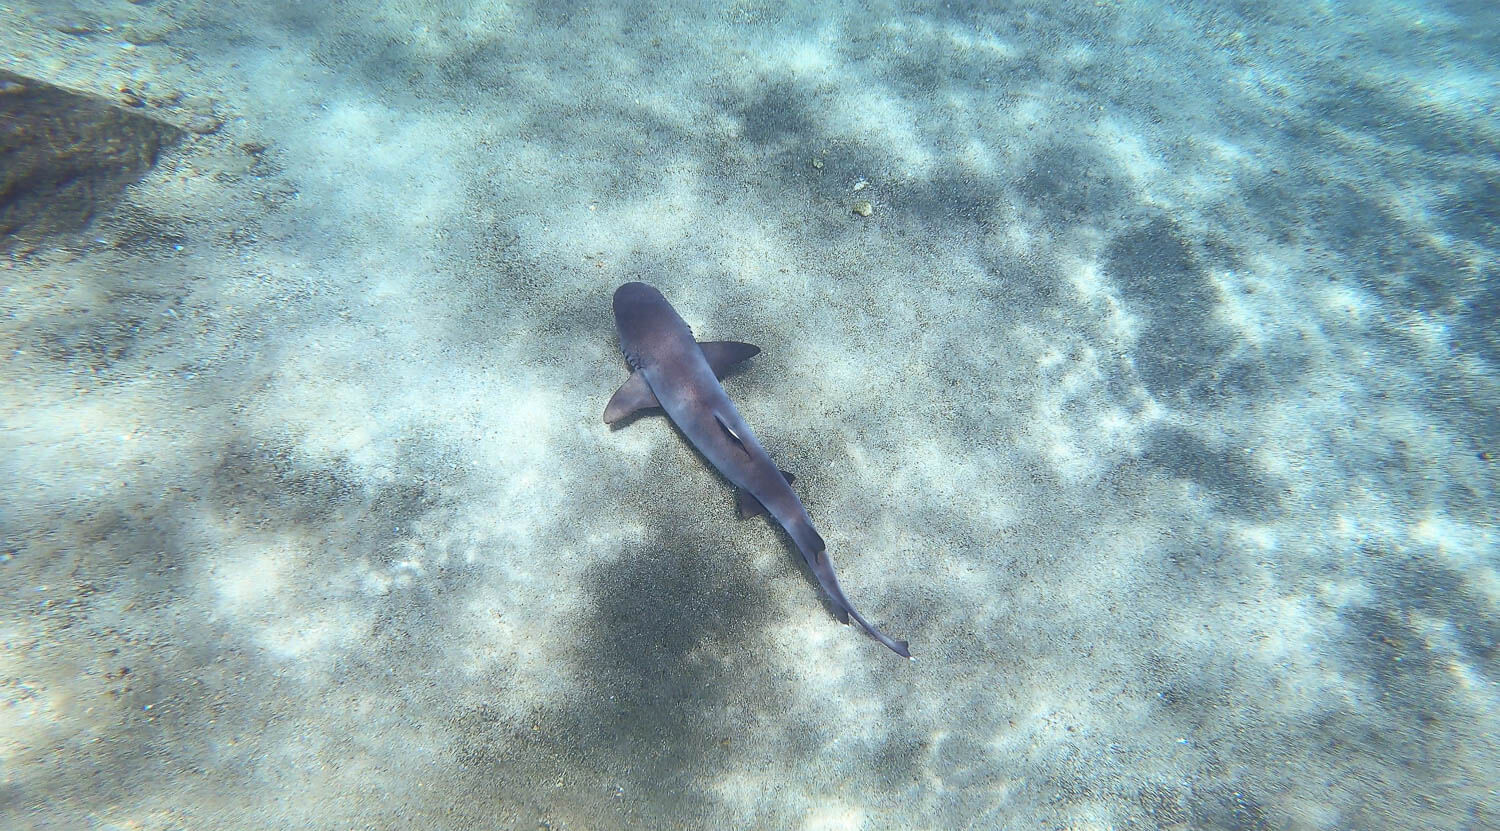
605 281 910 658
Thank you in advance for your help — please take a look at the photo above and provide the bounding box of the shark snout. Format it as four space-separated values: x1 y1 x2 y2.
613 281 663 317
613 281 682 353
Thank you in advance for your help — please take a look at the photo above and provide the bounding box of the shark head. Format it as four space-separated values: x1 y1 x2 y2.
613 282 691 370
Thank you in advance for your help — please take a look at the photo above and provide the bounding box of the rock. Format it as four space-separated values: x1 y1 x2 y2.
0 69 183 250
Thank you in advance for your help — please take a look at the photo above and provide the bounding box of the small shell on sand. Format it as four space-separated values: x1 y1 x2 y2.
187 115 223 134
852 200 873 217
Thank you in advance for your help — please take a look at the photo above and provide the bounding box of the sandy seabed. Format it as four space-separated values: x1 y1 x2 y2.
2 1 1497 829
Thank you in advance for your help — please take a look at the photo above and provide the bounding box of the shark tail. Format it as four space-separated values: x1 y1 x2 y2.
845 605 912 660
789 520 911 659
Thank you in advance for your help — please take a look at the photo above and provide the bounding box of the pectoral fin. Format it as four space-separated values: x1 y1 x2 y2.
603 370 660 424
699 341 760 378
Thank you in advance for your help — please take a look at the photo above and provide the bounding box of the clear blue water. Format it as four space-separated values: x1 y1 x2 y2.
1 1 1496 829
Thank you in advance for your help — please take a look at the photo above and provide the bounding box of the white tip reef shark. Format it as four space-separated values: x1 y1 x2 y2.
605 281 911 658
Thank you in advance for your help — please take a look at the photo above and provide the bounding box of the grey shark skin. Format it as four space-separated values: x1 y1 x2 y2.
606 281 910 658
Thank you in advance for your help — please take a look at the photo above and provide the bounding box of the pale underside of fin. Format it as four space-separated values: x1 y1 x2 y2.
734 470 796 519
714 411 748 454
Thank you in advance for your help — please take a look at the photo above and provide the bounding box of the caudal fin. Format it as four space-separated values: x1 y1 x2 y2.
785 518 911 659
845 605 912 659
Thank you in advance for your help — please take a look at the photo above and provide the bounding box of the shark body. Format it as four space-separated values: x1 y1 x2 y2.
605 282 910 658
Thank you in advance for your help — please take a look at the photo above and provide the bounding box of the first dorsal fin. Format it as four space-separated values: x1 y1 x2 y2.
603 370 660 424
699 341 760 378
714 412 750 456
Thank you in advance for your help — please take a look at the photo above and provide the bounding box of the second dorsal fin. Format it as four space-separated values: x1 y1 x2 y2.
734 470 796 518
